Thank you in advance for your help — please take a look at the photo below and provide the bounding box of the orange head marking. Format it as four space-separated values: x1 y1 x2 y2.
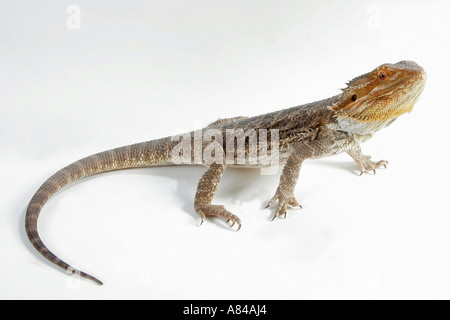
331 61 426 135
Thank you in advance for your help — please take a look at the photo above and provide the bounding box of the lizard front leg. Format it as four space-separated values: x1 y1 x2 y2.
194 163 241 230
265 153 303 220
346 143 388 175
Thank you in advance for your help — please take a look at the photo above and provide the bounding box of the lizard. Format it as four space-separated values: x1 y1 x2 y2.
25 60 426 285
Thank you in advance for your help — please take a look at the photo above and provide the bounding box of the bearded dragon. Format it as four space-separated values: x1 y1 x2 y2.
25 60 426 285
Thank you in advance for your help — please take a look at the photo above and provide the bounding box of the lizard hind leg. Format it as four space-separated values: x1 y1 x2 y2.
194 164 242 231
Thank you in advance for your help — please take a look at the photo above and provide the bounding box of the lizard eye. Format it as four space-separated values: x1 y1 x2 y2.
351 94 357 101
379 72 387 80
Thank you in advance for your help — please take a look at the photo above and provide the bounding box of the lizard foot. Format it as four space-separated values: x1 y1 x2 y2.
265 192 302 220
357 158 388 175
196 204 241 231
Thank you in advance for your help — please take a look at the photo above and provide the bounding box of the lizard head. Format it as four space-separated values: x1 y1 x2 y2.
331 60 426 135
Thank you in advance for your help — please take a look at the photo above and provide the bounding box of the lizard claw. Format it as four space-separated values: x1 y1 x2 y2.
358 159 388 175
227 218 241 231
196 204 241 231
288 197 302 209
265 194 277 209
266 191 302 220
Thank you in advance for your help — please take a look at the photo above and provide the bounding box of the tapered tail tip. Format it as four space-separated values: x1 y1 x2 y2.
80 271 103 285
68 266 103 285
88 275 104 286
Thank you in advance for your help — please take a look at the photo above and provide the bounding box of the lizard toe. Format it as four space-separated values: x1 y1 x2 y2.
266 192 302 221
359 159 388 175
195 204 242 231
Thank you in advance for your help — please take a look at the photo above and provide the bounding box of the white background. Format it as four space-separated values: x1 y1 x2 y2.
1 0 450 299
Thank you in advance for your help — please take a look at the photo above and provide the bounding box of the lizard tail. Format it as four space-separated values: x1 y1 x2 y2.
25 138 176 285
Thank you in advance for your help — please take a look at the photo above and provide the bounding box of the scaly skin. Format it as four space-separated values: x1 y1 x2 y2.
25 60 426 285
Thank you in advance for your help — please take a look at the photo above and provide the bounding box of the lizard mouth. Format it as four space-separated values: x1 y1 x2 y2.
385 63 427 117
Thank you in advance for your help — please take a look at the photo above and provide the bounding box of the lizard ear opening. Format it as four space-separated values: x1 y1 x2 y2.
351 94 357 101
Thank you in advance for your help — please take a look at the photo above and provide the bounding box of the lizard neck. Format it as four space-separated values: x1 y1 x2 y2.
331 97 401 135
